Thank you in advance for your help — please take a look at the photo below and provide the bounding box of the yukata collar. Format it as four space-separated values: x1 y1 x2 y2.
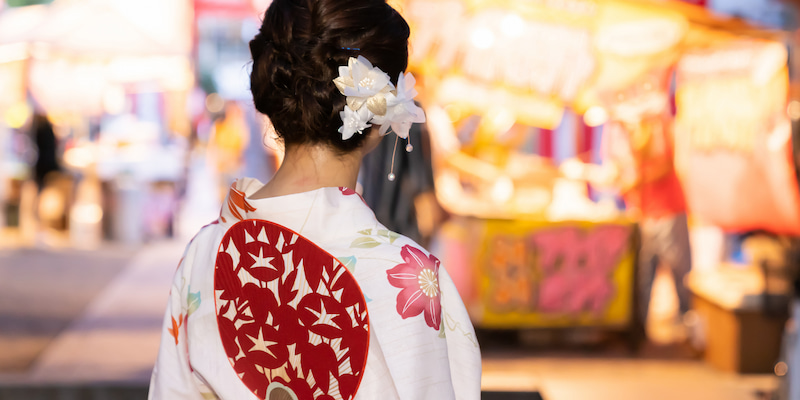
217 179 365 225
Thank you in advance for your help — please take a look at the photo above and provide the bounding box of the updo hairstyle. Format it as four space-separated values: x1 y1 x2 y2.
249 0 410 153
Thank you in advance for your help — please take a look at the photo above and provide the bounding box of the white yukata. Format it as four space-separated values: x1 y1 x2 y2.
149 178 482 400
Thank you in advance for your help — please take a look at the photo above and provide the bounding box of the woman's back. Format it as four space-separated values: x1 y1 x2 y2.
149 0 481 397
149 180 481 399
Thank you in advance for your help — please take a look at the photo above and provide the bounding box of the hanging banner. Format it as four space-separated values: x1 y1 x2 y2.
402 0 687 128
675 39 800 234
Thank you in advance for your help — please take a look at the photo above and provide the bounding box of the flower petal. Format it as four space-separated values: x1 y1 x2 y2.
424 295 442 329
401 245 428 267
391 121 412 139
355 55 373 70
387 262 421 289
338 106 371 140
333 77 350 94
365 94 387 116
334 57 424 144
346 96 366 111
397 288 426 318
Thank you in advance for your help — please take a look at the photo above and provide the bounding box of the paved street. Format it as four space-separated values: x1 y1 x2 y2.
0 244 137 373
481 345 777 400
0 239 781 400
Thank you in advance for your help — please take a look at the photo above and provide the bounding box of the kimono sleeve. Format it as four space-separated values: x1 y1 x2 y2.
148 248 205 400
365 243 482 400
439 266 482 399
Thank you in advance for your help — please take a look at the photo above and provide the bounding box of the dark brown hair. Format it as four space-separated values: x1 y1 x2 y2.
249 0 410 152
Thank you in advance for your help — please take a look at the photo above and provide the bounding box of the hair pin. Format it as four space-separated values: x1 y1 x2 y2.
341 47 361 51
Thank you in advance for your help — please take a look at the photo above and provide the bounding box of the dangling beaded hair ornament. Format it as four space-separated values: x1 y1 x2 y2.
333 55 426 181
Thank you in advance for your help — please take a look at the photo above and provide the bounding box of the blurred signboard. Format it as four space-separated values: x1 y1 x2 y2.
445 218 636 328
402 0 687 129
675 39 800 234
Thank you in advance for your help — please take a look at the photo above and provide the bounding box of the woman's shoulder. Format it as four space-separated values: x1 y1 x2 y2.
338 224 438 267
174 219 226 273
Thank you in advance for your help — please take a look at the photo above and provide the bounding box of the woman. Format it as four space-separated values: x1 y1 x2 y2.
148 0 482 399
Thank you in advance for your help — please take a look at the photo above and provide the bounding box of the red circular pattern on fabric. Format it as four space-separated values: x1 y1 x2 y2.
214 219 370 400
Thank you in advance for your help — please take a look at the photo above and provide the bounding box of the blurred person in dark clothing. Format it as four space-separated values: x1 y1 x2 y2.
361 119 443 247
30 113 60 192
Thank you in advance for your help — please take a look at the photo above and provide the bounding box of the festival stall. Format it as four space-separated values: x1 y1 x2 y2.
0 0 194 246
673 31 794 372
398 0 789 341
395 0 692 335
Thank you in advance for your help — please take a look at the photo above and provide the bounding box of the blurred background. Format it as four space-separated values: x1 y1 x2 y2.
2 0 800 399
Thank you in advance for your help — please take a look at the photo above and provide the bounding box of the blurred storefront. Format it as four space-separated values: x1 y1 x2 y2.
395 0 800 373
0 0 277 247
0 0 194 247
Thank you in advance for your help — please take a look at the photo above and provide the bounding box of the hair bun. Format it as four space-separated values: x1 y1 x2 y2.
250 0 410 153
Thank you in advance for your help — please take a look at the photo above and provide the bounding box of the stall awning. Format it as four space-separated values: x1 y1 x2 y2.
399 0 783 129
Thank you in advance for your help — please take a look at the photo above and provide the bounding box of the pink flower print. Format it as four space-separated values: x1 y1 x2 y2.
386 245 441 330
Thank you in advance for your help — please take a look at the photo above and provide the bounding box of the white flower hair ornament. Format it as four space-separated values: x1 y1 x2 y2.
333 55 426 141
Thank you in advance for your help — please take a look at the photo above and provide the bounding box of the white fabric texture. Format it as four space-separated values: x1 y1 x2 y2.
149 178 481 400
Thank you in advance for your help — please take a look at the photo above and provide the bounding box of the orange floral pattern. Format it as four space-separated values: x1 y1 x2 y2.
227 184 257 221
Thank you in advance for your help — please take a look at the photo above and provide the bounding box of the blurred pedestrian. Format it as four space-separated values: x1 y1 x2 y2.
602 111 692 341
29 113 60 192
207 101 250 200
361 115 442 247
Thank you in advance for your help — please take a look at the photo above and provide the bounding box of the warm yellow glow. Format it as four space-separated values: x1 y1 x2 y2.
444 104 463 123
471 27 495 49
72 203 103 225
38 187 65 221
752 42 787 86
29 42 51 61
486 107 515 135
406 0 689 120
3 102 31 129
594 19 686 57
64 146 94 169
677 44 788 153
560 158 586 180
205 93 225 114
501 14 524 38
583 106 609 127
436 76 564 130
103 85 126 115
490 176 514 204
0 43 28 64
787 100 800 121
106 56 193 90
